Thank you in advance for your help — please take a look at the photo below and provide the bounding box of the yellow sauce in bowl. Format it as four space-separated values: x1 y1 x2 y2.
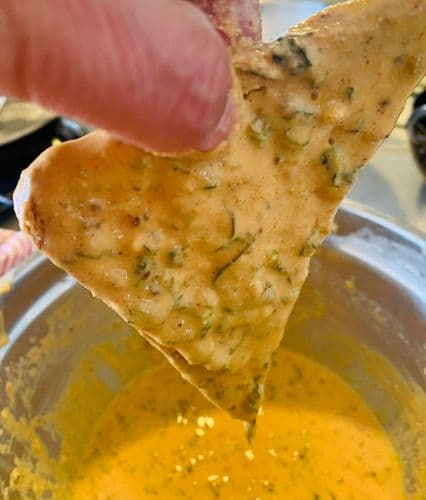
71 349 403 499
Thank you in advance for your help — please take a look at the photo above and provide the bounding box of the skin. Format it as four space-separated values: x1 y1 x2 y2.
0 0 260 153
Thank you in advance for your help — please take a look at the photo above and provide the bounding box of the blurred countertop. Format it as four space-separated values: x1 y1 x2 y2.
350 118 426 234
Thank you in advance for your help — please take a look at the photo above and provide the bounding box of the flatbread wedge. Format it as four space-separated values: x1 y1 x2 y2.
14 0 426 425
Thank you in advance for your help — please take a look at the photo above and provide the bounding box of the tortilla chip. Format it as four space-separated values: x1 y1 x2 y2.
14 0 425 423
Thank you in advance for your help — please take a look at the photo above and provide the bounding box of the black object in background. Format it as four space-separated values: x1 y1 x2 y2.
0 118 88 218
407 89 426 180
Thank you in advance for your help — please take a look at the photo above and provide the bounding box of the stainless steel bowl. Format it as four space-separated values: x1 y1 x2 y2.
0 201 425 498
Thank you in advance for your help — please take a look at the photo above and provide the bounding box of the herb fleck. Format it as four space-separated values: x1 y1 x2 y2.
271 37 312 75
379 98 390 108
266 249 288 274
342 168 359 185
263 480 275 493
76 251 104 260
171 162 189 174
246 382 264 411
263 281 276 301
213 235 255 284
227 209 236 238
200 307 214 337
129 215 140 226
345 86 355 101
135 255 154 279
300 228 322 257
168 246 186 267
320 146 356 187
135 246 157 279
274 155 284 165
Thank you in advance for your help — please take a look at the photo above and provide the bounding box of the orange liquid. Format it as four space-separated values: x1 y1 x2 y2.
71 349 404 499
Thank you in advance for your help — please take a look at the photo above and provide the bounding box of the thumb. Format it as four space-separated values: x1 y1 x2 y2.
0 0 233 153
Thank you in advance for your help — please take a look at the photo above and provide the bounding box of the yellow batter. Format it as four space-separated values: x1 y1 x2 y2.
71 348 404 499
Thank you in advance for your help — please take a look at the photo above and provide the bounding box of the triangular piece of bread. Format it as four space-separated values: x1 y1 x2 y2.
14 0 425 424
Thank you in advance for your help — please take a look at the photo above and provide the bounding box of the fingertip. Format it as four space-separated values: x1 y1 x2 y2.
196 90 235 151
110 0 235 153
1 0 235 154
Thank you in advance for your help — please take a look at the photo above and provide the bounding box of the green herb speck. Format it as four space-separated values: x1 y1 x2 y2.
213 235 255 284
300 228 322 257
274 155 285 165
76 251 104 260
168 246 186 267
135 256 154 278
227 209 236 238
321 146 355 187
266 249 288 273
345 86 355 102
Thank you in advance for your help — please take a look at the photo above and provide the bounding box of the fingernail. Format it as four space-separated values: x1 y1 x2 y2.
197 91 235 151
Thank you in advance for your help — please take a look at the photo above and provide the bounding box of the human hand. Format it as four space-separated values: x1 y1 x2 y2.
0 0 260 154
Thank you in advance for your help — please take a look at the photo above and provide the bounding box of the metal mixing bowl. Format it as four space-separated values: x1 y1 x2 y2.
0 201 425 498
